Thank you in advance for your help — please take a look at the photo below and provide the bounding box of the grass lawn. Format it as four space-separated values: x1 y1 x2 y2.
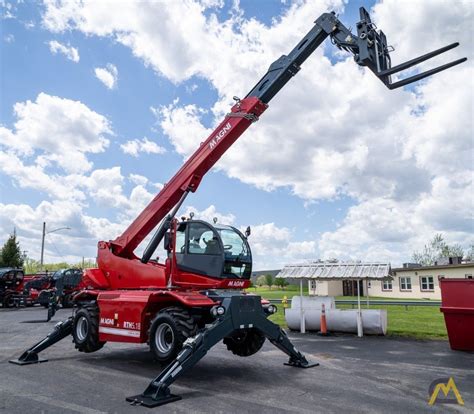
250 288 448 340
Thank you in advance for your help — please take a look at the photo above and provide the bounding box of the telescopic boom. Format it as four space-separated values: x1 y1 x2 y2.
109 7 466 260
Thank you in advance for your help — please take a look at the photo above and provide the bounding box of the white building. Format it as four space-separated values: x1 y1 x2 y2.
305 260 474 300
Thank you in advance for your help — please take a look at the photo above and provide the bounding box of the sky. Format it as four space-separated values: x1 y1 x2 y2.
0 0 472 270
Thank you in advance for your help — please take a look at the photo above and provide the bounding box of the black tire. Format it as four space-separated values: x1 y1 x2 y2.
149 306 197 363
223 328 265 357
38 291 50 308
2 294 13 308
72 304 106 353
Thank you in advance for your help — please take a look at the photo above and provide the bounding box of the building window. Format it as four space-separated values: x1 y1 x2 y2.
466 274 473 279
400 277 412 291
382 279 392 291
367 281 371 288
310 280 317 290
420 276 434 291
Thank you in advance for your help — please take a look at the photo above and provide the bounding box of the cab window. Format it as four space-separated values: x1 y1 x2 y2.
187 223 221 255
175 226 186 253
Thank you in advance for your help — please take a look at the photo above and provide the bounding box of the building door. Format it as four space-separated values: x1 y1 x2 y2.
342 280 364 296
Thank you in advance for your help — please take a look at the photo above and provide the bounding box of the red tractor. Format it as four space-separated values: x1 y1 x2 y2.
11 8 465 407
0 268 44 308
0 268 26 307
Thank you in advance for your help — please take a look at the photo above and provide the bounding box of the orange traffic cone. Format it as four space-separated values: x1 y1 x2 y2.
318 303 329 336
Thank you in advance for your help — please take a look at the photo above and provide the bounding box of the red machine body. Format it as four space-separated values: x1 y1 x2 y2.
78 98 265 344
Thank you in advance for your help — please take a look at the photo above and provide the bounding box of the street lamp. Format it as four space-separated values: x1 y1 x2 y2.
40 222 71 267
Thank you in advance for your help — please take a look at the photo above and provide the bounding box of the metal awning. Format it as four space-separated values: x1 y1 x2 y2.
276 262 392 280
276 262 392 337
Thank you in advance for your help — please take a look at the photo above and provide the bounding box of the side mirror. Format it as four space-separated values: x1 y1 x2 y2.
245 226 251 238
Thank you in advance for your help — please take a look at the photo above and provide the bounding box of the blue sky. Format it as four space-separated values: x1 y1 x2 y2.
1 1 472 269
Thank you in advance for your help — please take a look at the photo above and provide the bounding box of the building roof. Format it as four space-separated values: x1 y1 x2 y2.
392 262 474 273
276 262 392 280
251 269 281 277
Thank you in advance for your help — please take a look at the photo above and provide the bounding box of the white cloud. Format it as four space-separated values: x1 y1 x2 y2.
0 171 160 263
48 40 80 62
0 200 99 263
0 92 111 173
120 137 166 157
3 33 14 43
27 0 474 263
1 1 16 19
129 173 148 186
182 205 236 225
94 63 118 89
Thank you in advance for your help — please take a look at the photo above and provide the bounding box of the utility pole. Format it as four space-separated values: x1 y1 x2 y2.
40 222 71 269
40 222 46 268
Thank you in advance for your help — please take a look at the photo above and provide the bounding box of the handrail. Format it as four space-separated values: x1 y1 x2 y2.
268 299 441 307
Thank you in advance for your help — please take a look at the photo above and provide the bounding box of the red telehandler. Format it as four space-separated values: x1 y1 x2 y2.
11 8 466 408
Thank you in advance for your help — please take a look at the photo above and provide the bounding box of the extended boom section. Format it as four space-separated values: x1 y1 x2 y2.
109 7 466 261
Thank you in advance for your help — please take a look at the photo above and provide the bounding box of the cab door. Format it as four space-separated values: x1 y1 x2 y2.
175 221 225 277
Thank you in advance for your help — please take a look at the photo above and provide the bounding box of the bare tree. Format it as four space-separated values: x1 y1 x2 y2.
412 234 465 266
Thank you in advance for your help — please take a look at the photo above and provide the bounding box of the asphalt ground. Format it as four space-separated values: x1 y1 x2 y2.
1 306 473 414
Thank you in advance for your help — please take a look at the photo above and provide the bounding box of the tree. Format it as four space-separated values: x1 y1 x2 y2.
256 275 266 287
23 258 98 274
412 234 465 266
274 277 288 290
0 233 24 268
265 274 273 290
466 244 474 262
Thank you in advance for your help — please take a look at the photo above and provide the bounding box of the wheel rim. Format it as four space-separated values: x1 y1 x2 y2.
155 323 174 354
76 316 89 341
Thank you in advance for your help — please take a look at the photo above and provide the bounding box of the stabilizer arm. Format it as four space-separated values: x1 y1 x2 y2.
127 295 317 408
9 317 73 365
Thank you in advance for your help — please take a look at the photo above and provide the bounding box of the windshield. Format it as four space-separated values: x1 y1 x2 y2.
215 226 251 279
53 270 65 280
175 221 252 279
217 228 250 258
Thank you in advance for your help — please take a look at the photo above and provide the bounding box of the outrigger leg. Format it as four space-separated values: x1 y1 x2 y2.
127 295 317 408
9 317 73 365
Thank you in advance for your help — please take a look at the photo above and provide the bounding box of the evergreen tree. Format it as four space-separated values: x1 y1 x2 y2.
0 233 24 268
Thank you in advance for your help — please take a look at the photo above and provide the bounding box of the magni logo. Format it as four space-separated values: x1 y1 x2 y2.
209 122 232 149
428 377 464 406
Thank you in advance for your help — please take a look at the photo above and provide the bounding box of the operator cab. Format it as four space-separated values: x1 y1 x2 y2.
168 220 252 279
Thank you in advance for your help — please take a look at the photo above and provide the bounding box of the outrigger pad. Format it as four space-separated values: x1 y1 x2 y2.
126 394 182 408
9 351 48 365
284 360 319 369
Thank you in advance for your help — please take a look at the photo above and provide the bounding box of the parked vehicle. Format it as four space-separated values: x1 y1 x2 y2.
37 268 84 308
0 268 38 307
